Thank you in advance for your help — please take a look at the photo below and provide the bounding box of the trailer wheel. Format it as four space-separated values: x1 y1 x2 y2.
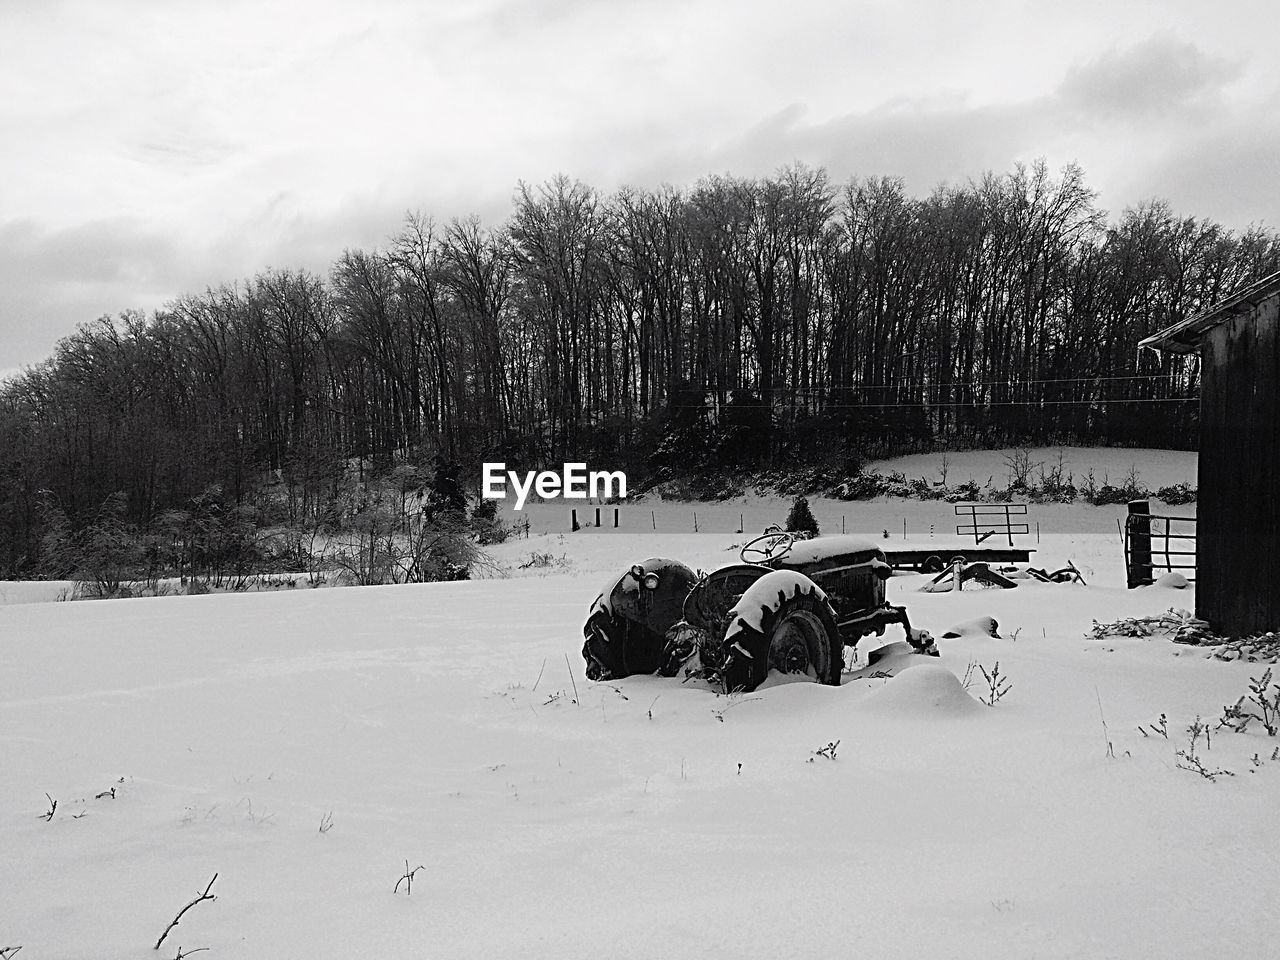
721 575 840 692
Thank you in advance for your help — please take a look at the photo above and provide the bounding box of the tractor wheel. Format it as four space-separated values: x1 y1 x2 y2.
922 555 945 574
721 574 840 693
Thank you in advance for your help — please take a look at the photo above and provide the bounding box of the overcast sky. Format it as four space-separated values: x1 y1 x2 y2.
2 0 1278 377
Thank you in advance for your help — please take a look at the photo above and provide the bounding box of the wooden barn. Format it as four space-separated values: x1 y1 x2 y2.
1139 270 1280 637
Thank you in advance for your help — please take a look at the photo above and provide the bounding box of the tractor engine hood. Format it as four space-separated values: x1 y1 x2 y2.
771 535 890 577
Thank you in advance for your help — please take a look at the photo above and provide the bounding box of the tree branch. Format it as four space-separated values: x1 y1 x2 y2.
154 873 218 951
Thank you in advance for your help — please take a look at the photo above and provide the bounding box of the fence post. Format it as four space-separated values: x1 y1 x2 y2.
1126 499 1151 589
595 506 601 527
614 507 619 528
571 509 580 532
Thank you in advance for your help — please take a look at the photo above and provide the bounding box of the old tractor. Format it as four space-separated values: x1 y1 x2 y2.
582 531 937 693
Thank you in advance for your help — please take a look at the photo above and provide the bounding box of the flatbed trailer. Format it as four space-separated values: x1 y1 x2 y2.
881 546 1034 572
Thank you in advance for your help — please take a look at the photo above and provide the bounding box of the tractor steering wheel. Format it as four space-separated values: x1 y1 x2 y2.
740 530 801 565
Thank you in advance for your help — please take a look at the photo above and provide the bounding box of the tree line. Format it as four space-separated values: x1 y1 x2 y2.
2 159 1278 576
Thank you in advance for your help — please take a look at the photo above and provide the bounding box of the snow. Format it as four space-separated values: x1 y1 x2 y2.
856 662 984 717
6 448 1279 959
588 565 633 618
0 579 75 605
939 615 1003 639
780 533 880 564
866 445 1198 492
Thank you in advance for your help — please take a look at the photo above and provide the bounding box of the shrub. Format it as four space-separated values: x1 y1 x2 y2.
1156 482 1197 505
1089 484 1132 506
470 498 510 545
944 480 983 503
329 479 483 585
831 471 884 500
784 496 820 536
1002 448 1043 490
879 471 915 499
39 491 142 598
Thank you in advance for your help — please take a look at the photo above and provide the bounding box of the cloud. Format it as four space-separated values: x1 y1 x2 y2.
1059 32 1238 121
1117 89 1280 229
0 193 495 371
607 33 1278 228
0 218 192 366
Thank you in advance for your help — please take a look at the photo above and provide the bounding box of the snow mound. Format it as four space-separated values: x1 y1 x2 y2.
852 640 919 675
1152 571 1190 589
940 615 1001 639
858 663 983 717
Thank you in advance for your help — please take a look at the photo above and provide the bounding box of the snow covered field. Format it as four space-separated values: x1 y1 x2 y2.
6 447 1279 959
865 445 1197 492
506 446 1197 538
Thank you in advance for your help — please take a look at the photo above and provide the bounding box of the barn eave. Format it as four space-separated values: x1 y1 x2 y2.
1138 269 1280 355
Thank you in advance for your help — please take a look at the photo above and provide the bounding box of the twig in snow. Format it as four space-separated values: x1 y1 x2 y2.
564 653 579 705
811 740 840 761
318 810 334 834
1138 713 1168 739
38 793 56 822
532 657 546 692
711 692 763 722
395 860 426 895
1 946 23 959
979 662 1011 707
154 874 218 950
1095 688 1114 758
1176 716 1234 782
172 948 210 959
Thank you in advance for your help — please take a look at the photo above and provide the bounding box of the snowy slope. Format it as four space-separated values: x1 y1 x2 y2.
4 528 1279 958
866 445 1197 491
501 446 1197 538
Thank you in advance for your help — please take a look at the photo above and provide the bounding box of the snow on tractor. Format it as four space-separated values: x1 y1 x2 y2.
582 531 938 693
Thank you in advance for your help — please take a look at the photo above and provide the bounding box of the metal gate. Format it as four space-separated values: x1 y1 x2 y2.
955 502 1029 547
1124 500 1197 587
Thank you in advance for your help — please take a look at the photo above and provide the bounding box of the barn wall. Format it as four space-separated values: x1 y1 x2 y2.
1196 293 1280 635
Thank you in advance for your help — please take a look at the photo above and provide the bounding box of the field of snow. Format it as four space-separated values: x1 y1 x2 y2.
8 447 1280 959
505 445 1197 538
866 445 1198 492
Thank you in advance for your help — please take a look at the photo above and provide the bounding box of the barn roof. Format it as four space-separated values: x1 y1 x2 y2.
1138 269 1280 355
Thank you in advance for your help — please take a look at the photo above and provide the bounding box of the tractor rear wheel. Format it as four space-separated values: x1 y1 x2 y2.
721 577 840 692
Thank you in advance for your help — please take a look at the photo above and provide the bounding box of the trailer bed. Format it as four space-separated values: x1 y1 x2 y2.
881 545 1034 571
